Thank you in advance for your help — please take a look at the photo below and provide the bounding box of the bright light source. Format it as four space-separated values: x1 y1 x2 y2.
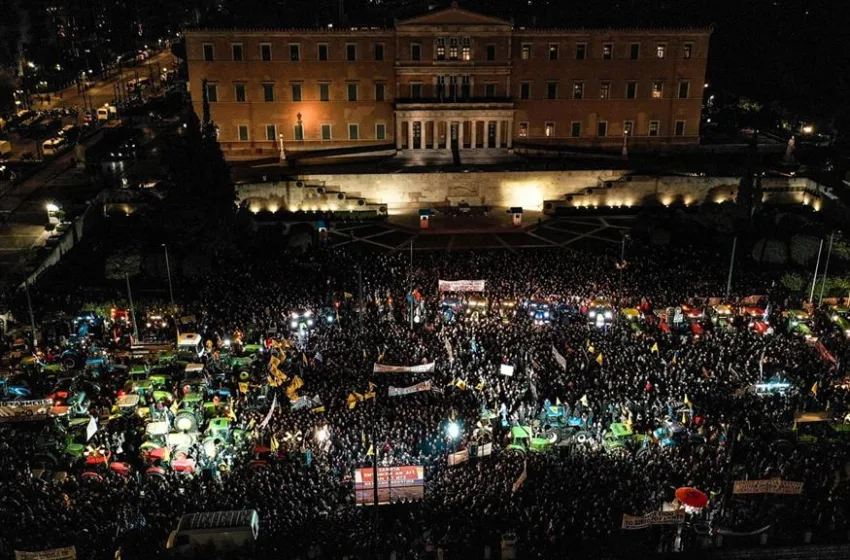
290 320 298 329
801 125 814 134
325 315 333 323
224 338 231 347
46 203 59 212
316 426 329 442
446 421 461 440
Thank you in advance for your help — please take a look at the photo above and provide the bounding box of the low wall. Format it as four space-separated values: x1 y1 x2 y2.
237 171 832 215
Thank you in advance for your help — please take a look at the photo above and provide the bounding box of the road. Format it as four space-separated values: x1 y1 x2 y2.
0 128 106 287
34 50 176 112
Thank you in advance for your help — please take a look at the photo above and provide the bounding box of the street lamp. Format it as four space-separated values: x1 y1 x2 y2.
278 133 286 161
446 421 461 440
162 243 175 308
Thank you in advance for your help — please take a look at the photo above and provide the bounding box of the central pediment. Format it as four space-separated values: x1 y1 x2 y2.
396 2 511 28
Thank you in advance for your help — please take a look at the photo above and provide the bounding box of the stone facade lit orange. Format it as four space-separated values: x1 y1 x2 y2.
185 4 710 159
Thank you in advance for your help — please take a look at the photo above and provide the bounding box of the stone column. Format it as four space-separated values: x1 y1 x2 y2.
458 120 464 149
407 120 414 150
483 120 490 148
471 120 477 149
444 120 450 150
431 121 438 149
507 120 513 149
496 120 502 149
396 118 403 150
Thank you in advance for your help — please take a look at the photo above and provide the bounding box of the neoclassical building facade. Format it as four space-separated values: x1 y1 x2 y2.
185 2 711 159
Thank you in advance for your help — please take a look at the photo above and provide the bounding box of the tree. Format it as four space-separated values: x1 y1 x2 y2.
780 273 806 293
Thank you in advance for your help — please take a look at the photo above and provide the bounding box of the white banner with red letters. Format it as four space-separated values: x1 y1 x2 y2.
438 280 486 292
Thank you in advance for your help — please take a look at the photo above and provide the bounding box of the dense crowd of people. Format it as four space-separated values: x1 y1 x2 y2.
2 243 850 559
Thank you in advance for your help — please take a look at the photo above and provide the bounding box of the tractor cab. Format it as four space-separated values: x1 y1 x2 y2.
587 300 614 328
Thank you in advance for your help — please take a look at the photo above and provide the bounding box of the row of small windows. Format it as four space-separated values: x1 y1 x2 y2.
526 80 691 100
233 123 388 142
518 119 687 138
206 82 387 103
203 40 694 63
205 79 690 103
523 42 693 61
205 42 384 62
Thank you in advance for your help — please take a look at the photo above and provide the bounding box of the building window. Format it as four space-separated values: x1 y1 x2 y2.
375 83 385 102
294 123 304 141
202 44 214 61
518 122 528 137
461 76 470 98
205 82 218 102
436 38 446 60
597 121 607 137
573 81 584 99
576 43 587 60
449 37 458 60
651 80 664 99
291 83 302 102
485 83 496 97
348 124 359 140
347 83 357 101
548 44 559 60
630 43 640 60
376 123 386 140
290 44 300 62
374 43 384 61
462 37 471 60
599 81 611 99
486 44 496 61
233 83 245 103
656 43 666 59
346 44 356 61
544 122 555 137
231 44 243 61
571 121 581 137
319 83 330 102
546 82 558 99
321 124 331 141
520 82 530 100
602 43 613 60
260 43 272 61
626 81 637 99
263 83 274 102
683 43 693 59
648 120 660 137
318 44 328 61
411 43 421 61
410 83 422 99
675 120 686 136
678 80 690 99
521 43 531 60
624 120 634 136
237 125 249 141
266 124 277 141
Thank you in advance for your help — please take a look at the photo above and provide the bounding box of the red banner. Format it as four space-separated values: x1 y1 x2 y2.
354 466 425 505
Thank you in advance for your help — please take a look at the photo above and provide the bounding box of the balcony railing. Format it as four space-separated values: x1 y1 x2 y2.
395 96 513 105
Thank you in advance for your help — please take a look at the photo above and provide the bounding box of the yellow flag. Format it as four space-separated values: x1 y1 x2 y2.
368 381 376 393
596 353 604 366
354 392 365 401
366 444 374 456
811 381 819 396
247 418 256 430
239 381 249 394
651 342 659 354
301 353 308 366
683 395 692 407
672 354 677 365
270 355 281 369
270 435 279 452
347 393 358 409
455 379 467 391
588 343 595 354
289 376 304 391
361 430 367 445
344 292 353 299
555 397 562 406
228 406 237 422
474 380 485 392
580 394 589 407
311 406 326 414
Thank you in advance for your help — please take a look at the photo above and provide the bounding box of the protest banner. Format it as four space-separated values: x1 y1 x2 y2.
621 510 684 530
438 280 486 292
448 449 469 466
388 381 433 397
732 479 803 495
0 399 53 422
373 363 436 374
354 466 425 505
475 442 493 457
15 547 77 560
500 364 515 377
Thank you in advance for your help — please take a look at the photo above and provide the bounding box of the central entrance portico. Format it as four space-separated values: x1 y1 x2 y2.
395 103 515 152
